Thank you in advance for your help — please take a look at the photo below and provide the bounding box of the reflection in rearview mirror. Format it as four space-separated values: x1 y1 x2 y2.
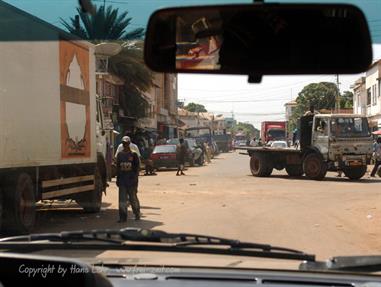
145 4 372 76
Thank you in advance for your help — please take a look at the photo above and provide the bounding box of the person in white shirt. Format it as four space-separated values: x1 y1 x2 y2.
115 136 141 158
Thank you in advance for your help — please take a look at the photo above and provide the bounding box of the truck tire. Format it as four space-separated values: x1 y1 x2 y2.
250 154 273 177
343 166 367 180
2 173 36 234
303 153 327 180
285 165 304 177
76 168 103 213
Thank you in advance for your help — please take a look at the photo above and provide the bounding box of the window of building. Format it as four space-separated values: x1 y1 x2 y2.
373 84 378 105
367 88 371 105
378 80 381 98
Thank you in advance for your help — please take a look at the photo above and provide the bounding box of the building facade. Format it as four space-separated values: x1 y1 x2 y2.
136 73 178 139
352 77 367 116
284 100 297 121
352 60 381 130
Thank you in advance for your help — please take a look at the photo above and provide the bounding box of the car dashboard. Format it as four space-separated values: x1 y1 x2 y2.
1 253 381 287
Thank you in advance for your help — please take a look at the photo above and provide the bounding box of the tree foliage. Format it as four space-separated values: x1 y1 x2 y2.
184 102 208 113
340 90 354 109
288 82 353 133
61 5 152 119
60 5 144 41
229 122 259 138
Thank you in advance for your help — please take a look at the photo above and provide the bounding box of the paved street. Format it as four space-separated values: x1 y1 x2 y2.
36 151 381 259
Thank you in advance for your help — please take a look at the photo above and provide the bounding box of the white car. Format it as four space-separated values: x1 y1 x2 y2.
270 141 288 149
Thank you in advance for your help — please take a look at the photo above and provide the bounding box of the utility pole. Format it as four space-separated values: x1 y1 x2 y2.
335 74 341 113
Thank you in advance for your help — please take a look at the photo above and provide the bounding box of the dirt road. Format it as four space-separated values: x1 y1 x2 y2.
35 151 381 259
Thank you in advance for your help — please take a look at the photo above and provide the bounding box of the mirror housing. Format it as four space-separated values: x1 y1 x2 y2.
144 3 372 78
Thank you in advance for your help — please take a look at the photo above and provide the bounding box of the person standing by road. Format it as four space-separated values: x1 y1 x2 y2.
115 136 141 158
370 137 381 177
176 138 187 176
116 137 141 222
203 141 211 164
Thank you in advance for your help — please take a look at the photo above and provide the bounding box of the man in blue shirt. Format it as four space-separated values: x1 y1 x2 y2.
116 137 141 222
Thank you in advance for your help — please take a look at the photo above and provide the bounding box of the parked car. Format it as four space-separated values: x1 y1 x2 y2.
166 138 204 166
150 145 178 169
270 141 288 149
212 134 232 152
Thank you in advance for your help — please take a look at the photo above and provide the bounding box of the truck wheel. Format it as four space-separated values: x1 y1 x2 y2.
343 166 367 180
250 154 273 177
3 173 36 234
285 165 304 177
76 168 103 213
303 153 327 180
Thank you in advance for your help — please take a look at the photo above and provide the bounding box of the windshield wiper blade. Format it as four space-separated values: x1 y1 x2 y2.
300 256 381 272
0 228 315 261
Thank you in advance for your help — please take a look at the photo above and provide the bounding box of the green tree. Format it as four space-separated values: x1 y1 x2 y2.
61 5 153 118
230 122 259 138
340 90 354 109
184 102 207 113
60 5 144 41
288 82 340 132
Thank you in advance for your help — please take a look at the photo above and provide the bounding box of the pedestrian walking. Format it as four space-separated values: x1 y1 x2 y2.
115 136 141 158
144 143 156 176
116 137 141 222
370 137 381 177
203 141 211 163
176 138 187 176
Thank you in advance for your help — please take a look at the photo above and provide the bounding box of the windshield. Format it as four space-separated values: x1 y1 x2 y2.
234 135 246 141
267 129 285 139
153 145 177 153
331 117 371 138
1 0 381 276
271 141 287 148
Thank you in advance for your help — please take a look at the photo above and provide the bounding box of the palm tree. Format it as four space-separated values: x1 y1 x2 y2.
60 5 144 41
61 5 153 118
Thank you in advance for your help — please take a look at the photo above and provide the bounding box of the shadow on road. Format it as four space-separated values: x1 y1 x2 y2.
141 206 161 210
246 174 381 184
34 207 163 234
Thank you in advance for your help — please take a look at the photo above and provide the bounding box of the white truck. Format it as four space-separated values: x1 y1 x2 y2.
239 113 373 181
0 2 108 234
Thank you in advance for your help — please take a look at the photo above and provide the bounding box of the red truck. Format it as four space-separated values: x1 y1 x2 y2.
261 121 286 143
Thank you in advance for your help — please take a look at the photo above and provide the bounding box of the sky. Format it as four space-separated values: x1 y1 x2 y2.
4 0 381 129
178 44 381 128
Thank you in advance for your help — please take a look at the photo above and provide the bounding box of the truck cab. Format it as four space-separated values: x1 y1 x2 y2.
302 113 373 179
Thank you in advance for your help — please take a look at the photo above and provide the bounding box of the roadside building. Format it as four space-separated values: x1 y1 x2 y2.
351 59 381 131
224 117 237 130
285 100 297 122
351 77 367 116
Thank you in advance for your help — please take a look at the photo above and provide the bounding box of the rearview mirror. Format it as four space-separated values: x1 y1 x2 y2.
144 4 372 79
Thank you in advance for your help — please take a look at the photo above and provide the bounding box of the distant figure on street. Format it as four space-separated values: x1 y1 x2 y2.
143 142 156 176
203 141 211 163
176 138 187 176
250 138 257 147
116 137 141 222
370 137 381 177
258 138 263 146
